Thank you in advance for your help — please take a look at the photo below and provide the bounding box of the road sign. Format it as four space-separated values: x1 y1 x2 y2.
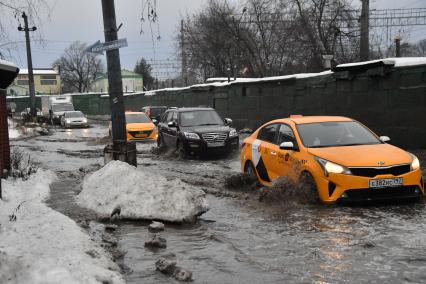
86 38 128 55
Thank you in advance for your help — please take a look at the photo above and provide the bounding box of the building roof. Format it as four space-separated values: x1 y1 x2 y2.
19 68 59 75
94 69 143 81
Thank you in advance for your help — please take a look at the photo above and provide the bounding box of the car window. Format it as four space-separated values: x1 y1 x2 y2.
277 124 296 144
179 110 224 127
257 123 279 144
172 112 178 122
296 121 381 148
165 111 174 122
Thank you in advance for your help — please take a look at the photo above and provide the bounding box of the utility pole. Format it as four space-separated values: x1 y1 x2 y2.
359 0 369 61
395 35 401 57
18 12 37 117
101 0 134 165
181 20 188 86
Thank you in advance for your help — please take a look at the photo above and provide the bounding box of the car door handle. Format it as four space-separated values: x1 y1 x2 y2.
270 151 277 156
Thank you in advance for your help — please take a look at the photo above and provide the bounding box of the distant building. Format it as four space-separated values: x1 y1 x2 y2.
7 68 61 96
91 69 143 93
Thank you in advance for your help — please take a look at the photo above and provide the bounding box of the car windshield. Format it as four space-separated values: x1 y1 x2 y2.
179 110 224 127
296 121 381 148
126 113 151 123
65 111 84 118
53 104 74 112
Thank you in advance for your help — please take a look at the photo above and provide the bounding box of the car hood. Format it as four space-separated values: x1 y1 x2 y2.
66 117 86 122
308 143 412 167
180 125 230 134
127 122 155 131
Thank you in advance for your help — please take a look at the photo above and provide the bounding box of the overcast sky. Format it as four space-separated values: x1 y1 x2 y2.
1 0 425 76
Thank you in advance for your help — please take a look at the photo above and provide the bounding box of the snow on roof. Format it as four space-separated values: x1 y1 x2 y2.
19 68 59 75
0 59 18 72
335 57 426 69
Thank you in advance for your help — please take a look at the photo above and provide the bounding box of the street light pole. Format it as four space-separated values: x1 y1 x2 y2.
18 12 37 118
101 0 132 164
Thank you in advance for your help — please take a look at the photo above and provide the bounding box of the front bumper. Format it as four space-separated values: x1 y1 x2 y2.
316 168 424 204
64 121 89 128
182 136 239 155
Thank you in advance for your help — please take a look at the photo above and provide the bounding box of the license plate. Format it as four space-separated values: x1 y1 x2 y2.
135 133 148 138
207 142 225 148
369 178 403 188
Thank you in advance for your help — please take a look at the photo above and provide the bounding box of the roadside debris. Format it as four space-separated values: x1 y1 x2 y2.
155 254 193 282
77 160 209 222
145 234 167 248
148 221 165 232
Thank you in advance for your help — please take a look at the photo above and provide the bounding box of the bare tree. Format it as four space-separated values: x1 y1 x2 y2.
178 0 360 81
53 41 104 93
0 1 51 58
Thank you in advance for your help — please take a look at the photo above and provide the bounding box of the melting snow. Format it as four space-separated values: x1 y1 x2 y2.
77 160 209 222
0 170 124 284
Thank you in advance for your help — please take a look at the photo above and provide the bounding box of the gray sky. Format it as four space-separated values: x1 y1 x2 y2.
2 0 426 75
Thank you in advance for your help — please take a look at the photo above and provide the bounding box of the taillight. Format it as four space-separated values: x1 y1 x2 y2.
146 109 151 117
242 142 246 148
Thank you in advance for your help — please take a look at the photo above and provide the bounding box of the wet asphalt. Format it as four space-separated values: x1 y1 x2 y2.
10 120 426 284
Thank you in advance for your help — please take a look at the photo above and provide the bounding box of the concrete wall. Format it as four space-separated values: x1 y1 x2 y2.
7 64 426 148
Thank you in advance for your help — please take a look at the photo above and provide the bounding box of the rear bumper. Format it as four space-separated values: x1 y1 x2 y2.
127 129 158 141
316 168 424 204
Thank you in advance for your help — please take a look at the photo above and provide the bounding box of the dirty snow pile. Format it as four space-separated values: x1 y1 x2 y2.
8 118 20 139
77 160 209 222
0 170 124 284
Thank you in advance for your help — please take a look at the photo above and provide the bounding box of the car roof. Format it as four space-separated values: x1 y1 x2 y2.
125 111 146 115
270 116 353 125
168 107 214 112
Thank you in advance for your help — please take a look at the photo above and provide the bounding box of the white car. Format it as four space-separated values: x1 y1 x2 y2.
61 111 89 128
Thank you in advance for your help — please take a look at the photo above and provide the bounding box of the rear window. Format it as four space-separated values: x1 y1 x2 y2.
150 107 167 116
126 113 151 123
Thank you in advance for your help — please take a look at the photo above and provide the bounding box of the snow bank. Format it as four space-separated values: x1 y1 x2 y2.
8 118 20 139
0 170 124 284
77 161 209 222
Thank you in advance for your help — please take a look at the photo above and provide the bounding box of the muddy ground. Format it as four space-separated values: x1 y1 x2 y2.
10 120 426 284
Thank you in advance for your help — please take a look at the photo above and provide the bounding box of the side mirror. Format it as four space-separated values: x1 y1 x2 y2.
168 121 176 127
279 141 295 150
224 118 233 125
380 136 390 142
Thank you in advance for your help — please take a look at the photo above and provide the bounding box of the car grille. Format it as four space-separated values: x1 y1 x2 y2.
349 164 411 177
343 186 420 201
202 132 227 143
129 130 152 137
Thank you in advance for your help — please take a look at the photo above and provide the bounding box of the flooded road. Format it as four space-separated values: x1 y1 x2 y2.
10 121 426 283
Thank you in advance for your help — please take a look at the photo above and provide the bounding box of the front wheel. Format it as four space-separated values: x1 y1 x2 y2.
157 134 167 150
244 161 258 183
298 172 319 203
176 141 187 159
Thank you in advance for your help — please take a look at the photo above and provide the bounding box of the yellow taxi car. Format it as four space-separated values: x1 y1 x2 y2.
241 116 424 203
109 112 158 141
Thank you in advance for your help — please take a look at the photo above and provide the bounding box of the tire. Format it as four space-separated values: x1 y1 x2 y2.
244 161 258 182
157 134 167 150
176 141 187 158
299 172 319 203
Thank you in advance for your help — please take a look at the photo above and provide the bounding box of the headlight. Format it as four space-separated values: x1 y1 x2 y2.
82 118 87 123
229 128 238 137
409 153 420 171
65 119 71 123
315 157 352 176
184 132 200 140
